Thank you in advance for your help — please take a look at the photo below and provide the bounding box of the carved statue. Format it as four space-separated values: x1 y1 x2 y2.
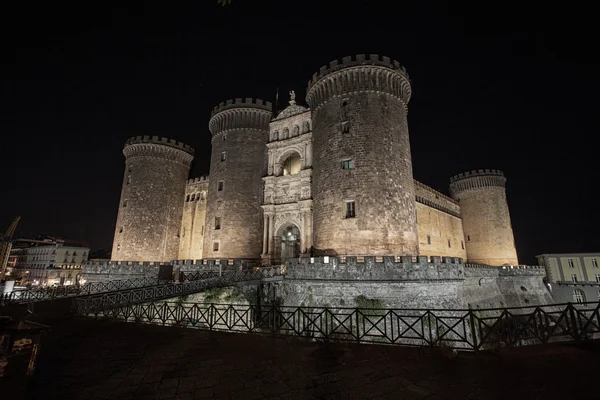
289 90 296 105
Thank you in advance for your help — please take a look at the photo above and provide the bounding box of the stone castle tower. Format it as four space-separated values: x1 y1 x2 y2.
450 170 519 266
109 54 520 267
112 136 194 262
203 99 272 259
306 55 418 256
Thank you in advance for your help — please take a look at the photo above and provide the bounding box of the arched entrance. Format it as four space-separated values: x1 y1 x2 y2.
279 224 301 262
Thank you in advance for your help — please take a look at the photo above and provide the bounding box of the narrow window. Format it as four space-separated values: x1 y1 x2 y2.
461 240 464 250
427 235 431 245
218 181 224 191
571 273 578 283
215 217 221 230
573 289 585 304
191 193 195 201
342 159 354 169
123 200 127 208
186 194 190 202
345 201 356 218
223 134 227 141
595 274 600 283
119 226 123 233
467 235 470 241
448 240 451 248
341 121 350 133
568 259 575 268
592 258 599 268
221 151 227 161
201 225 204 235
213 242 219 252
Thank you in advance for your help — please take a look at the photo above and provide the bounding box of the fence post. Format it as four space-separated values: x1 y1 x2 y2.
355 309 361 343
209 303 214 331
468 308 478 352
567 303 580 342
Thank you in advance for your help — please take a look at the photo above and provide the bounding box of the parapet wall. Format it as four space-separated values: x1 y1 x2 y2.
208 98 273 137
414 180 461 217
210 98 273 118
306 54 412 110
124 135 194 155
449 169 506 197
307 54 409 89
81 261 162 282
186 176 209 185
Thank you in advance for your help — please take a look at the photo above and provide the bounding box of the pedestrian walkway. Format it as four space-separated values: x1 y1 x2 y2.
3 317 599 399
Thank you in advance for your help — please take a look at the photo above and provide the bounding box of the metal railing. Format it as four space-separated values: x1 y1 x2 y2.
0 277 163 306
75 301 600 351
74 267 284 311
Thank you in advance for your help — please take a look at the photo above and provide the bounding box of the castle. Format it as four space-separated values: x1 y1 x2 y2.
111 54 519 268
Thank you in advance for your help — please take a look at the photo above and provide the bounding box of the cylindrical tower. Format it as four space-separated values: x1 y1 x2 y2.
112 135 194 262
203 98 272 259
449 169 519 266
306 54 418 256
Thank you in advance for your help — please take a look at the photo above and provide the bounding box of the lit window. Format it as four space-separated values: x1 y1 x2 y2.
215 217 221 230
221 151 227 161
568 259 575 268
342 159 354 169
592 259 599 268
283 154 302 175
427 235 431 245
213 242 219 251
571 274 578 283
573 289 585 304
345 201 356 218
218 181 224 191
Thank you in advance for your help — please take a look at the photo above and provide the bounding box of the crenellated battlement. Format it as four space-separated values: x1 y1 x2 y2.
414 180 461 217
124 135 194 155
450 169 504 183
449 169 507 197
307 54 408 88
208 98 273 137
210 97 273 118
306 54 412 110
186 176 209 185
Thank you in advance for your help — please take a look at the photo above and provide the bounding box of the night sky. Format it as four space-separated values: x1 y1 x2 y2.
2 1 598 264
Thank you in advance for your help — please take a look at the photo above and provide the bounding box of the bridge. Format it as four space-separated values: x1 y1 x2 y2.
1 266 284 308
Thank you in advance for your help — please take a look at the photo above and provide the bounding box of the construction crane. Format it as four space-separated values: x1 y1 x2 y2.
0 216 21 281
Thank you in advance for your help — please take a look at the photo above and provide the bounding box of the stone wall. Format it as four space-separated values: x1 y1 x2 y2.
416 203 467 259
81 261 162 282
112 136 194 262
277 257 551 309
179 177 209 260
307 55 418 256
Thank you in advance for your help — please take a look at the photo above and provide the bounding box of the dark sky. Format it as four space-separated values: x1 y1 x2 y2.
2 1 598 264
